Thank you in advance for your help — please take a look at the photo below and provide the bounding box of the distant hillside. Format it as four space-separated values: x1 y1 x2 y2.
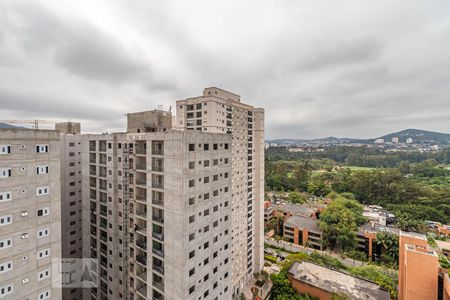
267 129 450 145
376 129 450 145
0 123 23 129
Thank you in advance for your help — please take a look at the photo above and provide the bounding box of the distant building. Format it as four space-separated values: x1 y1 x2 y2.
398 231 450 300
392 137 399 143
375 138 385 144
287 261 390 300
406 137 413 144
284 215 323 250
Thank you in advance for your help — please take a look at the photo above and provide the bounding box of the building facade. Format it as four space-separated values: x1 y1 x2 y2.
82 118 234 300
0 128 62 299
57 122 84 300
176 87 265 295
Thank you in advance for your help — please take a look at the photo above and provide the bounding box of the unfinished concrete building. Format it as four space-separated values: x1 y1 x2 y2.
82 110 233 300
0 128 62 299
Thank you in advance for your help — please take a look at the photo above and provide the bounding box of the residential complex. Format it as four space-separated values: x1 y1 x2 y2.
57 122 84 300
0 128 62 300
176 87 265 295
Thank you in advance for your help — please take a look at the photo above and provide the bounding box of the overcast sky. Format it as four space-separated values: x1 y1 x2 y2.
1 0 450 139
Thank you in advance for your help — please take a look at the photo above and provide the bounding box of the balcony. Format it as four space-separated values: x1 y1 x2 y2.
135 207 147 220
152 248 164 258
89 141 96 152
135 141 147 155
151 191 164 206
152 231 164 242
151 141 164 155
135 224 147 236
152 264 164 275
136 285 147 298
152 215 164 224
153 280 164 292
136 238 147 251
136 255 147 267
136 271 147 283
151 157 164 172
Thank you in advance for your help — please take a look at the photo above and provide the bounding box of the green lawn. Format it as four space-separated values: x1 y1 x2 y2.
343 166 377 171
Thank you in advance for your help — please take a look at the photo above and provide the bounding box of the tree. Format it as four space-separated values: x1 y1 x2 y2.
376 232 399 266
319 196 365 251
287 191 306 204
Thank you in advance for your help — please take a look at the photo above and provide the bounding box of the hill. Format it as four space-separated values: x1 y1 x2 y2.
376 129 450 145
267 129 450 146
0 123 24 129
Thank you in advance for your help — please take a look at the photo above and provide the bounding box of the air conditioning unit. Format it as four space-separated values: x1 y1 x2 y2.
21 233 28 239
21 211 28 217
22 278 29 284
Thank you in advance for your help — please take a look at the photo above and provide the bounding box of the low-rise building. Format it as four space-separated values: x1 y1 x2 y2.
356 223 400 261
287 261 390 300
438 225 450 237
283 216 323 250
274 203 316 218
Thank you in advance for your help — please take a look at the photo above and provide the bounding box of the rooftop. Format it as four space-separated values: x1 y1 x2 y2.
358 223 400 235
288 261 390 300
285 215 321 232
276 203 316 217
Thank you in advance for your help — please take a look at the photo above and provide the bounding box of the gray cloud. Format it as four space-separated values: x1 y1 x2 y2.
1 0 450 138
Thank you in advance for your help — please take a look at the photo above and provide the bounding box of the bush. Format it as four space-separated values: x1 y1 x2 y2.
265 255 278 263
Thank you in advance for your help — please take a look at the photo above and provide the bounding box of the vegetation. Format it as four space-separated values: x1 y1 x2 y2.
319 195 366 251
268 251 398 299
266 148 450 230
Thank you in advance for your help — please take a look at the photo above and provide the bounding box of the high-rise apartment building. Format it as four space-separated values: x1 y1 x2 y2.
176 87 265 295
82 110 234 300
57 122 84 300
0 128 62 300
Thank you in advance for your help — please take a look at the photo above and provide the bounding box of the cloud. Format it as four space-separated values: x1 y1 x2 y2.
0 0 450 138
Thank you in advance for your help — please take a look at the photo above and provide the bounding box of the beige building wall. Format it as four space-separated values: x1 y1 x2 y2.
57 122 83 300
176 87 265 296
0 128 62 300
82 126 233 300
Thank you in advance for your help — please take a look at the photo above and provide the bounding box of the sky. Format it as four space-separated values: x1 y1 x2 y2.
1 0 450 139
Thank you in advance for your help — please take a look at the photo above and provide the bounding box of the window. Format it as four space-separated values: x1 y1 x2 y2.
204 209 209 216
0 215 12 226
0 261 13 273
0 192 12 202
37 208 49 217
203 144 209 151
38 289 50 300
189 233 195 241
0 145 11 154
189 197 195 205
189 250 195 259
0 284 13 297
0 168 11 178
37 269 50 281
189 215 195 224
204 160 209 167
36 186 49 196
0 238 12 249
189 286 195 294
37 228 49 238
189 162 195 169
36 145 49 153
189 268 195 276
37 249 50 259
224 143 229 150
204 177 209 183
189 180 195 187
189 144 195 151
36 166 49 175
